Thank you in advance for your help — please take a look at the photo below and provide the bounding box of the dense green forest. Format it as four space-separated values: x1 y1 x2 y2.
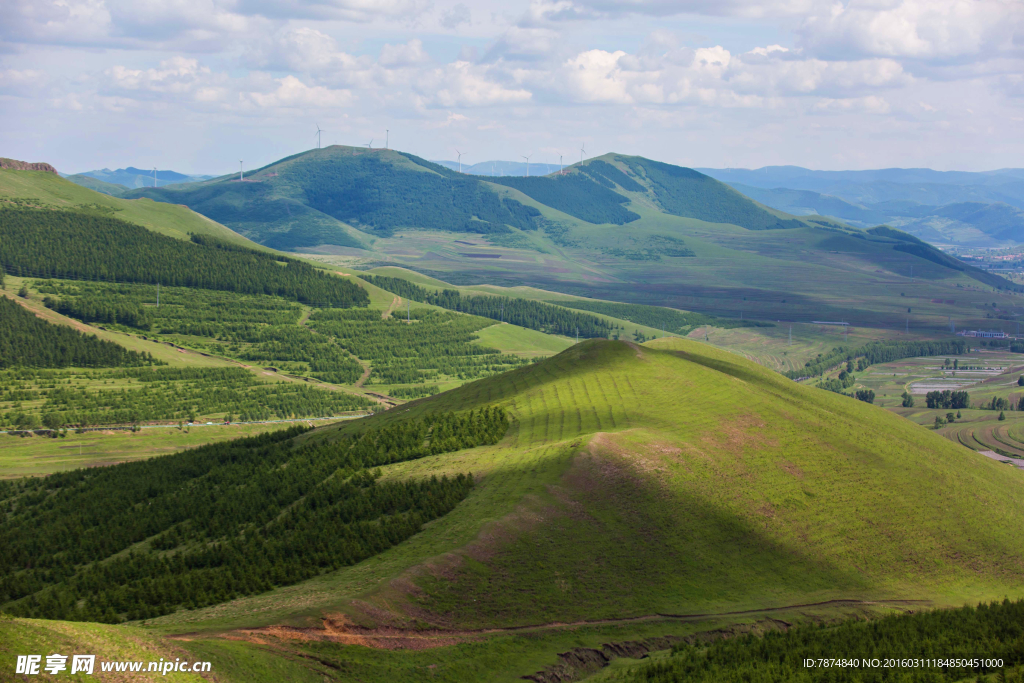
0 207 368 306
551 299 771 334
0 365 372 429
486 173 641 225
619 599 1024 683
0 407 508 621
300 153 543 235
785 339 969 379
359 275 617 338
0 296 155 369
307 308 530 384
622 158 805 230
132 152 546 243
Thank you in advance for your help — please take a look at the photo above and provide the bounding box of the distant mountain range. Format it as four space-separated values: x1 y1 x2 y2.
432 159 564 177
697 166 1024 247
123 146 835 251
62 167 214 196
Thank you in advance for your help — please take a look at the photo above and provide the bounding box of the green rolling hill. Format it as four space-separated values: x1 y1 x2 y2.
0 167 263 249
123 148 1023 333
64 174 130 197
3 337 1022 681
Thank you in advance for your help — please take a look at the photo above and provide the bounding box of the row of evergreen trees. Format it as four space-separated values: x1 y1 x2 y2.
0 207 369 307
0 407 508 622
551 299 770 334
360 275 616 338
786 339 969 380
624 599 1024 682
0 296 155 369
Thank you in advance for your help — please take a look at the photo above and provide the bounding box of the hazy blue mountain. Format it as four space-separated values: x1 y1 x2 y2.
699 166 1024 211
727 180 1024 247
432 159 565 177
66 166 214 189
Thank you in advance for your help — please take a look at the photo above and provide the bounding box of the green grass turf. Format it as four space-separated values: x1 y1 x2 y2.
471 323 574 357
0 615 208 682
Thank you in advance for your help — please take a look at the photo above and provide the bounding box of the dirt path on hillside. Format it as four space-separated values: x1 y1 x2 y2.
382 296 402 320
354 363 372 388
216 598 928 651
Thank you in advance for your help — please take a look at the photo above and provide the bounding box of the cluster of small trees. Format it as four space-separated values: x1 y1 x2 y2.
0 407 507 622
925 390 971 409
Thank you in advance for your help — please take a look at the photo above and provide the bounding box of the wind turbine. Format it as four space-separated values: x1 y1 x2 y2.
455 149 465 173
239 160 243 181
559 155 563 175
315 124 323 149
153 167 157 187
522 154 532 177
366 139 373 149
385 130 389 150
580 143 586 164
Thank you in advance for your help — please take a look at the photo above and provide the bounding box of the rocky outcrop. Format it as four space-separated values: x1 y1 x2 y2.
0 158 58 174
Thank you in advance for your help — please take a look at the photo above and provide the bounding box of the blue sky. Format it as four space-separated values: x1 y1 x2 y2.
1 0 1021 175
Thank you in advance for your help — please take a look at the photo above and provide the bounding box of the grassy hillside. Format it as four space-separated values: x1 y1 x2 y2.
0 168 260 248
135 339 1024 632
6 337 1023 680
64 174 129 197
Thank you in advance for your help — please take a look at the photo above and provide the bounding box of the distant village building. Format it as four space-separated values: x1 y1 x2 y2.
957 330 1008 339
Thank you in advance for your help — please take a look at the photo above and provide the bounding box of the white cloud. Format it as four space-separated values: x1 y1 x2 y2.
379 39 429 67
105 57 212 94
416 61 532 107
247 74 354 108
0 68 49 96
797 0 1024 62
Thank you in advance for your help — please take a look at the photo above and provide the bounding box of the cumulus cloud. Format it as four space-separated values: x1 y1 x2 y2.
416 61 532 107
0 68 50 96
797 0 1024 62
0 0 427 51
105 57 213 95
246 74 354 108
522 0 828 22
379 39 430 67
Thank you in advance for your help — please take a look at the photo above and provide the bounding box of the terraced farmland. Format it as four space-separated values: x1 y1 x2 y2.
940 417 1024 459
